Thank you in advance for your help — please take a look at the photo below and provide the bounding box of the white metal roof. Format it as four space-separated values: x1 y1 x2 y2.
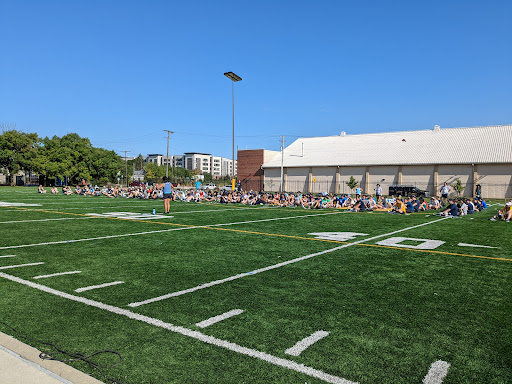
262 125 512 168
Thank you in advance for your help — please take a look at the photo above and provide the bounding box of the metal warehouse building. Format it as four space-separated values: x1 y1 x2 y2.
261 125 512 198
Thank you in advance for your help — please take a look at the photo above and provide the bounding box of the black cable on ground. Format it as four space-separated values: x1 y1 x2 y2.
0 320 126 384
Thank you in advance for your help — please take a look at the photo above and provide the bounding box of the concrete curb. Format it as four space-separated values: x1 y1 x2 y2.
0 331 104 384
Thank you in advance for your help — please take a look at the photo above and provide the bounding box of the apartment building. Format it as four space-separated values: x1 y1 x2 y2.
145 153 237 178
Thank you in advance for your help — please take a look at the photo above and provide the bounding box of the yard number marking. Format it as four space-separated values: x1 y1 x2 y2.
376 237 445 250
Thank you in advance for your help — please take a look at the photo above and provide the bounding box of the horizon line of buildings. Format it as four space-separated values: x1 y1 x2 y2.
142 153 237 179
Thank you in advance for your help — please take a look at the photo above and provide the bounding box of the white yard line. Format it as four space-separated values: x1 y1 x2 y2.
195 309 244 328
457 242 497 249
0 272 356 384
423 360 450 384
33 271 82 279
75 281 124 293
0 255 16 258
0 262 44 270
0 217 97 224
129 217 448 307
285 330 330 356
0 211 344 250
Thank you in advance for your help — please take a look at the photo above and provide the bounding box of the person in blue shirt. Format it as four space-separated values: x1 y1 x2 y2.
157 177 173 214
441 199 459 216
405 198 415 213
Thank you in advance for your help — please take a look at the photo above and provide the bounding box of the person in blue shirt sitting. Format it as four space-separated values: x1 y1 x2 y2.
405 198 415 213
441 199 459 217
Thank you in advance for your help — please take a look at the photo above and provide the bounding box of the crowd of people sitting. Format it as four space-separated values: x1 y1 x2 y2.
35 183 507 219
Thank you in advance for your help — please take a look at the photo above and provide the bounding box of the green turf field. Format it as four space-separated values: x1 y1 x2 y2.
0 187 511 384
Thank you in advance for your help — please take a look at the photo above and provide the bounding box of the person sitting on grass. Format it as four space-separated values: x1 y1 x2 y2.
404 197 415 213
489 200 512 222
440 198 459 217
38 185 47 194
390 198 406 214
51 186 58 194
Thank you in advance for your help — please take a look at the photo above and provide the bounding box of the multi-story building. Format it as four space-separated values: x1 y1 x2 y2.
145 153 236 179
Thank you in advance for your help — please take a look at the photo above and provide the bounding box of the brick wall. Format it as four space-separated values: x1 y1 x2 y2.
237 149 264 191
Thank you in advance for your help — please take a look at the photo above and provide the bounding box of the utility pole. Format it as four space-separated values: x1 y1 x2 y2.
163 130 174 180
280 136 285 192
121 150 130 187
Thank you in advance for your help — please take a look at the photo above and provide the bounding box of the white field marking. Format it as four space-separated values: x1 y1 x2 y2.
0 262 44 270
457 242 497 249
308 232 369 241
195 309 244 328
0 217 97 224
0 211 344 250
285 330 330 356
376 237 446 250
0 273 357 384
74 281 125 293
0 226 198 250
129 217 449 307
33 271 82 279
423 360 450 384
0 201 41 207
86 212 170 220
0 255 16 258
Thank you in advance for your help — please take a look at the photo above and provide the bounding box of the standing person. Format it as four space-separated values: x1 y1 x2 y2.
475 184 482 199
355 185 362 198
375 183 383 202
157 177 173 214
439 182 451 204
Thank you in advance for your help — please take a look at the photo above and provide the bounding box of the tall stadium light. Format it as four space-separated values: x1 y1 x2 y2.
224 71 242 186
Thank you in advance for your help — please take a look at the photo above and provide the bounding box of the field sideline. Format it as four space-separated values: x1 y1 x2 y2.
0 187 511 384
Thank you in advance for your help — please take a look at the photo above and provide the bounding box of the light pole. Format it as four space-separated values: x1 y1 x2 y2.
164 130 174 181
224 71 242 188
121 150 130 187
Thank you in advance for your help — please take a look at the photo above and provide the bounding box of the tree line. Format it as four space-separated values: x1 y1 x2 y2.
0 129 203 186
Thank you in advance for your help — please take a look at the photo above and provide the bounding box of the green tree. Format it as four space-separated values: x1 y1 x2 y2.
345 176 358 191
451 179 465 197
0 129 40 185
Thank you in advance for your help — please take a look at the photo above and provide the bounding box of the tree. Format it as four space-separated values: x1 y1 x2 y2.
451 179 465 197
346 176 358 191
0 129 40 185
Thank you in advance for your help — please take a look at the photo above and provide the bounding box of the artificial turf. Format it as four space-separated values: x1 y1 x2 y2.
0 187 511 383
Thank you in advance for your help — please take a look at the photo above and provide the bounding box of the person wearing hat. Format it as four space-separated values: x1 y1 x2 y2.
490 200 512 222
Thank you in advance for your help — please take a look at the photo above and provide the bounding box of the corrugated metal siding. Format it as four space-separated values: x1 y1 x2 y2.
262 125 512 168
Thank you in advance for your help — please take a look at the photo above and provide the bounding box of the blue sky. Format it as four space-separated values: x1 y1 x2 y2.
1 1 511 160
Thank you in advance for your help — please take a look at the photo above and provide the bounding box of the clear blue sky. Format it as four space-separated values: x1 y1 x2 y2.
1 1 511 159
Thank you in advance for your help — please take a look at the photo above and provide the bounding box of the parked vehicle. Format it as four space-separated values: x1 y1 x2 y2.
389 185 429 197
201 183 217 190
220 185 233 191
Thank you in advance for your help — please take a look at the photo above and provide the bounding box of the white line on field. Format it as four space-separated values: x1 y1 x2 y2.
75 281 125 293
285 330 330 356
0 262 44 270
0 217 97 224
423 360 450 384
33 271 82 279
457 242 497 249
0 255 16 258
195 309 244 328
0 272 357 384
128 217 448 307
0 211 344 250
